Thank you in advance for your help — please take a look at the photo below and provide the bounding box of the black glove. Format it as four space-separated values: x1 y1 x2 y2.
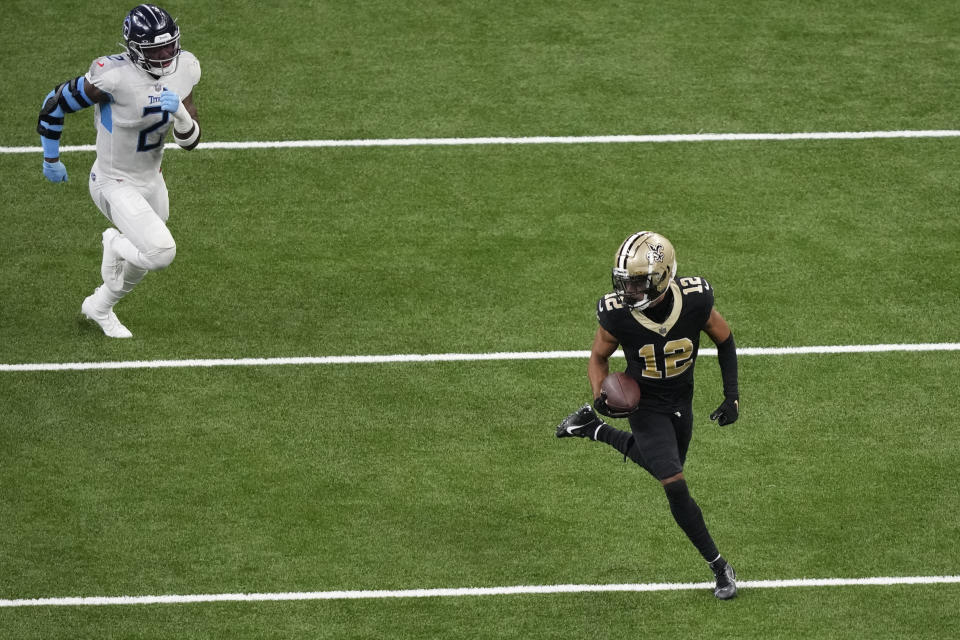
594 393 635 419
709 397 739 426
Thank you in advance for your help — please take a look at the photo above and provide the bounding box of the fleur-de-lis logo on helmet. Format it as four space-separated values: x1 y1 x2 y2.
611 232 677 311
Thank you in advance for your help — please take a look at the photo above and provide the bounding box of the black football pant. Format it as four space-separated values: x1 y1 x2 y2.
625 405 693 481
595 405 719 561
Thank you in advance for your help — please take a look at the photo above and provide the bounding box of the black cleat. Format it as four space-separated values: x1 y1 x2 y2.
710 557 737 600
556 404 603 439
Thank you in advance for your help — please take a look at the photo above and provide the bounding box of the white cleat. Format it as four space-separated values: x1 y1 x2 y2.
81 295 132 338
101 228 124 292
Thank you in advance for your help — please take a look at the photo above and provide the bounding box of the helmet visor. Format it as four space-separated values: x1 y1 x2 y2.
612 269 664 308
141 35 180 69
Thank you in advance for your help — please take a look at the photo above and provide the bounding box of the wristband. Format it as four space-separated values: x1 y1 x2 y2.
174 119 201 150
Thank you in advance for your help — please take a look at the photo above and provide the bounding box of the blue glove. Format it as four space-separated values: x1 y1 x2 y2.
159 88 181 115
43 160 68 183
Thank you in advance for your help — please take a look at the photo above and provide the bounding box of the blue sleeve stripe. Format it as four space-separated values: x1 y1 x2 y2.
40 89 62 115
46 77 95 114
37 75 95 142
99 102 113 133
59 90 84 113
38 89 64 137
71 76 94 107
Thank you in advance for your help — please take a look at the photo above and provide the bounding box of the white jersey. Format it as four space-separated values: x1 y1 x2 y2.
85 51 201 185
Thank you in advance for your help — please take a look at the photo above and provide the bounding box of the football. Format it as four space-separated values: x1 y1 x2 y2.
601 371 642 413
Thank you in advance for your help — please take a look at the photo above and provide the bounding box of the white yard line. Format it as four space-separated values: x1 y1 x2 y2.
2 129 960 154
1 342 958 373
3 575 959 607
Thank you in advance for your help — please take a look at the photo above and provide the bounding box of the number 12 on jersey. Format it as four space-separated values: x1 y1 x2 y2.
679 276 709 295
635 338 695 379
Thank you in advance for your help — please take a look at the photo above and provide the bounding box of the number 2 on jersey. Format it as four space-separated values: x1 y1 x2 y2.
137 105 169 152
636 339 695 379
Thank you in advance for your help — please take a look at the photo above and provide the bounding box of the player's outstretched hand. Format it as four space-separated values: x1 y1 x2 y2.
43 160 68 183
709 397 739 426
159 88 182 114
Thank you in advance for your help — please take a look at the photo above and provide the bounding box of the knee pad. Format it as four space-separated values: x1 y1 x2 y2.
143 242 176 270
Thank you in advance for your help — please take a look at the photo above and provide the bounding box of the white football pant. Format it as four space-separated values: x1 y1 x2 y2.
88 166 177 308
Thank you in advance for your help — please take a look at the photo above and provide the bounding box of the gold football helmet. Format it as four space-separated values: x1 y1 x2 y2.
611 231 677 310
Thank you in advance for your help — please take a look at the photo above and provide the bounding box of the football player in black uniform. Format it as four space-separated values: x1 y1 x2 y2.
556 231 740 600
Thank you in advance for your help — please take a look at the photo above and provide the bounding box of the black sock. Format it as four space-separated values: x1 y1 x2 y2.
663 478 720 562
709 555 728 574
594 424 630 450
594 425 645 465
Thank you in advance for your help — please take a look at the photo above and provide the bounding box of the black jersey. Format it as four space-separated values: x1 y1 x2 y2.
596 276 715 412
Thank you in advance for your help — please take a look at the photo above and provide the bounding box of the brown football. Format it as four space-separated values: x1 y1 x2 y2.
601 371 642 412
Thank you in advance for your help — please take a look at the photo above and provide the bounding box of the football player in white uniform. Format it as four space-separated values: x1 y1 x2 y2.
37 4 201 338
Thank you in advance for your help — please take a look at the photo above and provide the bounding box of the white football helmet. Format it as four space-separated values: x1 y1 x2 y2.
611 231 677 310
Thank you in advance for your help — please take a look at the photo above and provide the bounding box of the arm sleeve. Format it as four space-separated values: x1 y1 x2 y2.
37 75 97 158
715 333 739 400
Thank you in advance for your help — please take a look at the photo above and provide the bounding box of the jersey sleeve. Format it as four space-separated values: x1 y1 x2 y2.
694 278 715 328
179 51 201 90
85 57 120 95
596 293 625 335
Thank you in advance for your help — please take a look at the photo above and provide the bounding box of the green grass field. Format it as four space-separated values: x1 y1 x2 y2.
2 1 959 638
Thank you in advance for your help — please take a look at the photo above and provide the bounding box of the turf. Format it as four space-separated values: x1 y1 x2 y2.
2 1 959 638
